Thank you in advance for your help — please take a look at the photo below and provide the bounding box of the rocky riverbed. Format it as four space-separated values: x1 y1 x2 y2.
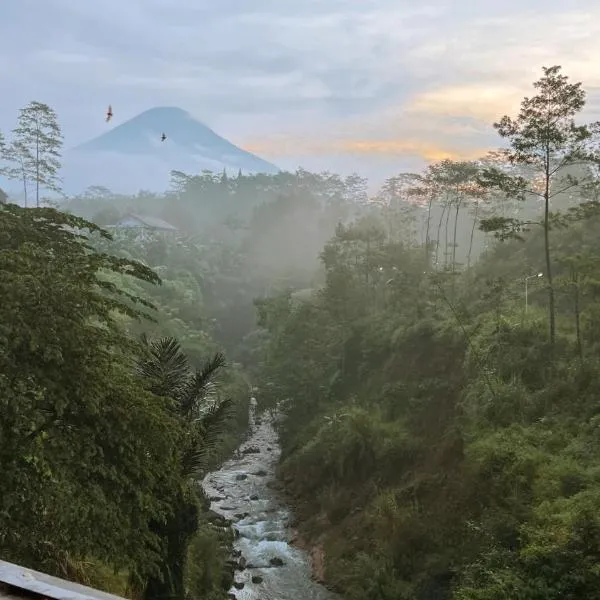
202 409 339 600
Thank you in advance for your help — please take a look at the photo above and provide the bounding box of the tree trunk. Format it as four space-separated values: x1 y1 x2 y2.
573 269 582 361
35 134 40 208
467 202 479 269
365 237 370 286
21 171 28 208
452 198 461 272
425 193 434 267
443 199 451 270
543 169 555 349
435 199 447 269
142 492 199 600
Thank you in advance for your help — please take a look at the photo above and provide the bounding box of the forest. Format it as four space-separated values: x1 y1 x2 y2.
2 64 600 599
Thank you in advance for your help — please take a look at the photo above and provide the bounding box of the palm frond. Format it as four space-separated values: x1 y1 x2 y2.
179 351 227 418
137 336 191 399
181 397 236 479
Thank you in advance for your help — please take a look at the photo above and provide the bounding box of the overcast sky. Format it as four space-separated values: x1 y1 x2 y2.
2 0 600 184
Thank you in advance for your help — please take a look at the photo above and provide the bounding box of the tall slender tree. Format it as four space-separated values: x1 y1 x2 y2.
479 65 600 348
377 173 421 243
3 140 32 207
9 101 63 207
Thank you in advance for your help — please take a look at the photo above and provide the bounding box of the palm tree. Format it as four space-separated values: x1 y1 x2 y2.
135 336 234 600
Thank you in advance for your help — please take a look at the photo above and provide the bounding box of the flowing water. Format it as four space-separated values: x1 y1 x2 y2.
202 405 339 600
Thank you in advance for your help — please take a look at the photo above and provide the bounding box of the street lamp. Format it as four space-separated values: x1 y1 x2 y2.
525 272 543 313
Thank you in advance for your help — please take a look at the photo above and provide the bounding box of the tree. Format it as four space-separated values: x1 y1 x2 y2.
0 204 181 579
479 65 600 347
407 169 438 266
136 337 234 600
1 128 27 206
376 172 421 244
424 160 483 273
8 101 63 207
3 140 31 206
0 129 6 168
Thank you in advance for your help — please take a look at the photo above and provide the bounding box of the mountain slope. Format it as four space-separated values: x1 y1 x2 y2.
62 107 279 194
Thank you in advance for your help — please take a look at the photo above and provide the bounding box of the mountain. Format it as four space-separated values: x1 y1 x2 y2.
61 107 280 194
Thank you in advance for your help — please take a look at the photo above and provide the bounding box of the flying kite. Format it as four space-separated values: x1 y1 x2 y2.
106 105 113 122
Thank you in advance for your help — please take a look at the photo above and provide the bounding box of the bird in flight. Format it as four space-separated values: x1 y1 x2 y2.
106 105 113 122
161 133 167 142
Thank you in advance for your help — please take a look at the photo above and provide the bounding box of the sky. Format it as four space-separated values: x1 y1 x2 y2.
2 0 600 186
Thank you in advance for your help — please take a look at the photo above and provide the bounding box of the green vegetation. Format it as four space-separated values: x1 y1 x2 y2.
254 66 600 599
3 63 600 600
136 337 235 600
0 203 242 599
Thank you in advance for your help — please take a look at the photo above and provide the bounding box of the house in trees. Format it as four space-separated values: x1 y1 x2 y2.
108 212 178 239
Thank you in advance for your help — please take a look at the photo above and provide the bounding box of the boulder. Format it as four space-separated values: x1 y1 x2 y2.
269 557 285 567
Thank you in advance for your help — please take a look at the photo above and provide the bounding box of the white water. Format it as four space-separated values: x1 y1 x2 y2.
202 407 339 600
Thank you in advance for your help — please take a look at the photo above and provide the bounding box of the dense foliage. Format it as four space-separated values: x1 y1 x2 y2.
0 203 243 599
254 66 600 599
0 204 178 580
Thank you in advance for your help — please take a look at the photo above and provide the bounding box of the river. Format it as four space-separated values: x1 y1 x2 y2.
201 405 339 600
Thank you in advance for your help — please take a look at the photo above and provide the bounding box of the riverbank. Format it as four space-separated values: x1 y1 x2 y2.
269 472 330 589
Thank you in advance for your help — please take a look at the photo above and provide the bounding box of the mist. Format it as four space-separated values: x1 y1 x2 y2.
44 150 584 361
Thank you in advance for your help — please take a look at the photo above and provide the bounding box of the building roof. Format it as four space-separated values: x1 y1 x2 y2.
112 213 177 231
0 560 126 600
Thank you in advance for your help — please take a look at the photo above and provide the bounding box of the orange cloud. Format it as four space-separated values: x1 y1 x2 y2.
242 136 489 162
240 97 501 164
337 139 488 162
405 83 524 123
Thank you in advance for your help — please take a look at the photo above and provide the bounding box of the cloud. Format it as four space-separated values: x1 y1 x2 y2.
243 132 489 163
36 50 109 65
405 84 524 123
237 3 600 175
2 0 600 184
401 9 600 117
